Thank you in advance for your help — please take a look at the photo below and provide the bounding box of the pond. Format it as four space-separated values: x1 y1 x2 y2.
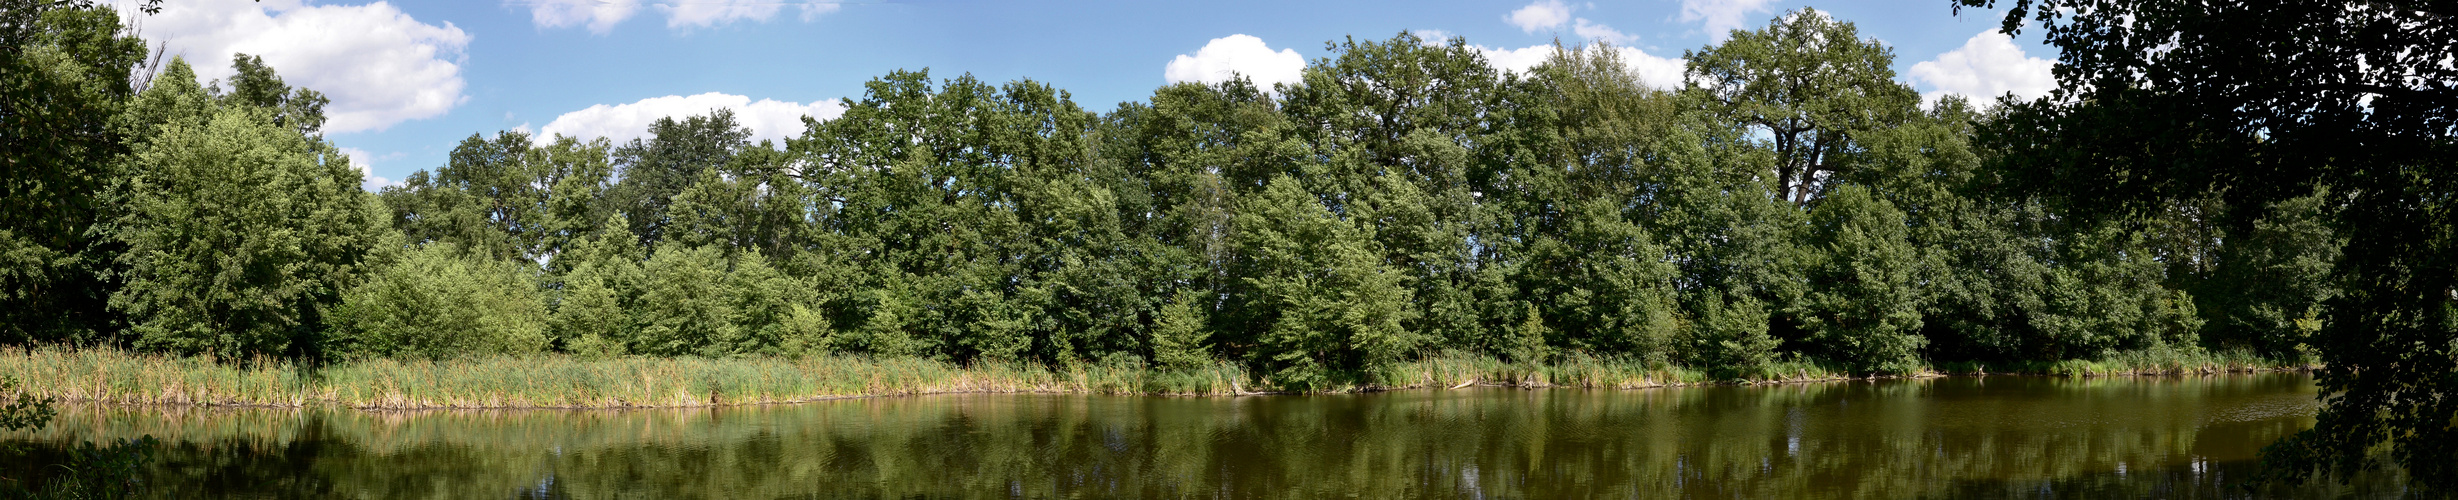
1 372 2412 498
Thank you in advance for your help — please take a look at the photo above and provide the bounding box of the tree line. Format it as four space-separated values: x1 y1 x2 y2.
9 0 2448 490
4 4 2335 385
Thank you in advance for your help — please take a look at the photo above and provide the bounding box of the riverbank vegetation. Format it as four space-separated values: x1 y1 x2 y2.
12 374 2391 499
2 4 2337 390
5 0 2448 490
0 346 2301 409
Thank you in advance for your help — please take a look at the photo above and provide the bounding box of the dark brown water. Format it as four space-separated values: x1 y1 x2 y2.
0 373 2413 498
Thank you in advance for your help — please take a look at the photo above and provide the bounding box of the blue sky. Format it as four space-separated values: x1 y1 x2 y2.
116 0 2059 189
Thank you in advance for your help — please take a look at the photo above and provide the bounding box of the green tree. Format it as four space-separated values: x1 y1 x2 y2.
2198 193 2339 359
381 131 551 263
1101 78 1302 363
1281 33 1504 353
109 58 387 359
1679 292 1781 379
1231 176 1420 390
221 53 328 137
549 215 645 357
666 141 813 263
329 243 550 359
1954 0 2451 487
1686 8 1920 206
1148 290 1214 371
612 110 751 248
1799 185 1925 374
1514 198 1684 359
0 2 145 346
628 245 737 357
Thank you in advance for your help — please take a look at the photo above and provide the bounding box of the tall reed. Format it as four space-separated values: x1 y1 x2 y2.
0 346 2310 410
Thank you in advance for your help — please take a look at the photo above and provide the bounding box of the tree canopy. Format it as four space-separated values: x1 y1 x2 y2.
1959 0 2455 491
1 0 2427 489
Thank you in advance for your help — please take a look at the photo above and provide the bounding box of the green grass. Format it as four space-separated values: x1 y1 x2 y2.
0 346 2312 409
1927 346 2305 377
0 347 1252 409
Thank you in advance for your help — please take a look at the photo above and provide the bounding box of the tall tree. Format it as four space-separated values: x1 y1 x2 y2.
0 2 144 345
110 57 389 359
1280 32 1505 353
221 53 328 137
1799 184 1925 374
1686 8 1921 206
382 130 549 263
1956 0 2457 490
1229 176 1419 389
613 109 751 249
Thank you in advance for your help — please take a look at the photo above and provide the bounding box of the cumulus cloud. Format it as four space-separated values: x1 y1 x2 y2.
338 147 405 191
1680 0 1780 41
1909 30 2058 106
125 0 469 134
1506 0 1572 33
1477 45 1556 75
1477 44 1685 90
521 0 638 34
1163 34 1308 90
1503 1 1637 45
1572 19 1637 45
540 92 846 145
516 0 840 32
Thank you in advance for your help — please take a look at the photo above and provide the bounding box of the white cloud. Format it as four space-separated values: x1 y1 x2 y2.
1163 34 1308 90
1614 47 1688 90
1572 19 1637 45
1503 1 1636 46
1507 0 1572 33
1477 45 1557 75
515 0 840 32
798 2 841 21
1411 29 1455 46
540 92 846 145
521 0 638 34
1680 0 1780 41
1909 30 2058 106
1476 44 1685 90
126 0 469 134
662 0 778 28
338 147 404 191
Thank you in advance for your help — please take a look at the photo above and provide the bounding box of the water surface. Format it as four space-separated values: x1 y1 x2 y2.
3 373 2410 498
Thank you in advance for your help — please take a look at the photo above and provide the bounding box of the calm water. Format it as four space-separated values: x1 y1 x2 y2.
1 373 2413 498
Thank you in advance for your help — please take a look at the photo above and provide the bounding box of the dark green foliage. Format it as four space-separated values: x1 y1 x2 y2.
0 377 55 433
0 3 145 346
108 57 388 359
3 3 2398 472
1231 176 1420 388
615 110 752 249
1799 185 1925 374
628 245 815 357
1513 199 1682 359
222 53 328 137
329 243 549 360
2156 192 2341 360
1686 7 1919 206
1958 0 2449 490
382 131 551 263
1678 293 1780 379
1148 290 1212 371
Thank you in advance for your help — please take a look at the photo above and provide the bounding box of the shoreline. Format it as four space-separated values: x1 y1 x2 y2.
2 347 2313 411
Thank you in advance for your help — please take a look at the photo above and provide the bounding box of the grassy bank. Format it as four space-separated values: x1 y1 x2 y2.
0 347 2310 410
1928 346 2308 377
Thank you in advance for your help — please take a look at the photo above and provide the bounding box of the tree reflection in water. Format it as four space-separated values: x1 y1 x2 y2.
0 373 2409 498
